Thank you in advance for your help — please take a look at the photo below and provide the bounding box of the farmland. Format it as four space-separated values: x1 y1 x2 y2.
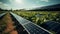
13 11 60 25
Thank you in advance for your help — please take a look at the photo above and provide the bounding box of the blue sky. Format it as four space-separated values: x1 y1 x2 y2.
0 0 60 10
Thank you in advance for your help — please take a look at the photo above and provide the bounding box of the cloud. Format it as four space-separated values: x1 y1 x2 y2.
0 2 11 10
40 0 49 2
9 0 24 5
25 5 45 10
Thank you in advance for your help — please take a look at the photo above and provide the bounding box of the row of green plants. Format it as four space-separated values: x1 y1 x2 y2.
13 11 60 25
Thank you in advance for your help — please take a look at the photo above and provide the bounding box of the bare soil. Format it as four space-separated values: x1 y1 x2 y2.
1 13 18 34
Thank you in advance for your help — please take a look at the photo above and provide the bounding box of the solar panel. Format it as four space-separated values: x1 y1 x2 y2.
42 21 60 34
24 23 50 34
10 12 51 34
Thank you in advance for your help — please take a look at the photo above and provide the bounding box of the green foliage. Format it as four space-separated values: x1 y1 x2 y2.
13 11 60 25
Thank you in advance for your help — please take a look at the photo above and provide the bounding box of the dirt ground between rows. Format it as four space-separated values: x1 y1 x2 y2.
1 13 18 34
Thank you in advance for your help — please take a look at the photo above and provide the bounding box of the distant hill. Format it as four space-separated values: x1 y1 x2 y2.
0 8 11 11
29 4 60 11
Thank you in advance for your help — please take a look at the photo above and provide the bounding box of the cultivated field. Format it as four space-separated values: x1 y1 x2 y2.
13 11 60 25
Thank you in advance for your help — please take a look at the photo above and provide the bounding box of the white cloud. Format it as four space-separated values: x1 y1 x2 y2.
0 2 11 10
9 0 24 5
25 5 45 10
40 0 49 2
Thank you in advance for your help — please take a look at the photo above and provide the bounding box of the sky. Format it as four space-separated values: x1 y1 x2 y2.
0 0 60 10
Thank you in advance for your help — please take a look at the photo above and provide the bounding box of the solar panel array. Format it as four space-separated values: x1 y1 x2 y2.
10 12 52 34
24 23 50 34
42 21 60 34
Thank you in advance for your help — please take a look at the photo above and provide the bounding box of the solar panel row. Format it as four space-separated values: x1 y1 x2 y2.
10 12 52 34
41 21 60 34
24 23 49 34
